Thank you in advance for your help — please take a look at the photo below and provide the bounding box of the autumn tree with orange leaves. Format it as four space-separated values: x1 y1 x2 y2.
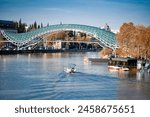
116 22 150 58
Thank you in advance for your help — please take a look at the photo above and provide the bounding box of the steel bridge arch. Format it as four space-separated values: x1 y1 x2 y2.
1 24 118 49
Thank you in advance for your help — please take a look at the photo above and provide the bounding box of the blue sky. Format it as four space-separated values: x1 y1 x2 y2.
0 0 150 31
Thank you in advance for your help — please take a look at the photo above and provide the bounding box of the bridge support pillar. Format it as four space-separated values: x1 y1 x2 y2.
43 38 47 50
86 44 88 50
65 43 69 50
79 43 81 50
17 46 20 51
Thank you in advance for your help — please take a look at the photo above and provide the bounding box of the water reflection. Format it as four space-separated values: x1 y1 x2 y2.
137 71 150 81
0 52 150 100
110 70 150 100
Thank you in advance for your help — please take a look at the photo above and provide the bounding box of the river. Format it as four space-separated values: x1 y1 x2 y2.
0 52 150 100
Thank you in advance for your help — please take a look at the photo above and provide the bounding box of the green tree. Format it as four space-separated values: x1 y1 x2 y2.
34 21 37 29
38 25 40 29
41 23 43 28
18 19 26 33
17 19 21 32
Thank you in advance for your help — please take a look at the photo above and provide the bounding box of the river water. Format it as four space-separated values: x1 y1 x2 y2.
0 52 150 100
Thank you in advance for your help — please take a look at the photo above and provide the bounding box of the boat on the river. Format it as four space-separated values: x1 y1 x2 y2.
108 65 129 71
108 58 137 71
108 65 121 70
64 64 76 73
120 67 129 71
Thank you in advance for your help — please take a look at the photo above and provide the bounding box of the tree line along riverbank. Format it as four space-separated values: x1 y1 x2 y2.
100 22 150 58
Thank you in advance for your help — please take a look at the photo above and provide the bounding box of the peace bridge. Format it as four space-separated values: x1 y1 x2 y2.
0 24 118 50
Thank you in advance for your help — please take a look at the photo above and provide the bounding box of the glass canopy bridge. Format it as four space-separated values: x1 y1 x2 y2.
1 24 118 50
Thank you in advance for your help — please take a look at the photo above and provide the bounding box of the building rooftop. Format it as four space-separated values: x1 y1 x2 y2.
0 20 15 25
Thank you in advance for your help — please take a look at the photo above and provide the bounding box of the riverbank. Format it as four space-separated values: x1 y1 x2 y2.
0 49 99 55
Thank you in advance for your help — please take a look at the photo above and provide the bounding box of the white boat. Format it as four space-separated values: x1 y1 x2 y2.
120 67 129 71
64 64 76 73
108 58 137 71
108 66 129 71
108 65 121 70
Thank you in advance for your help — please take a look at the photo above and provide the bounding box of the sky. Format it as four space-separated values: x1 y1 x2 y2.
0 0 150 31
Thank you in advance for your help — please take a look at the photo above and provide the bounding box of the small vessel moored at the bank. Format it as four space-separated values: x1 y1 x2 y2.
108 65 121 70
108 66 129 71
108 57 137 71
120 67 129 71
